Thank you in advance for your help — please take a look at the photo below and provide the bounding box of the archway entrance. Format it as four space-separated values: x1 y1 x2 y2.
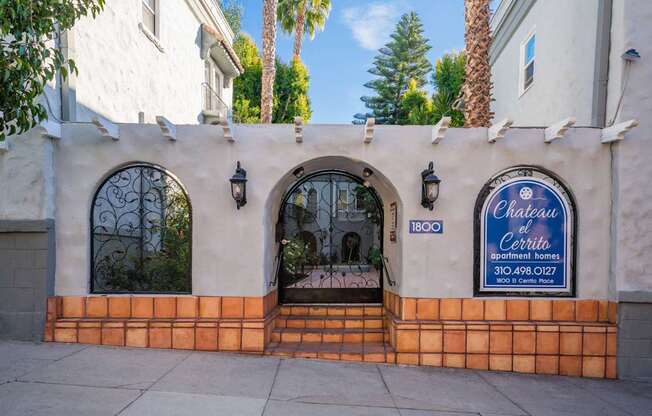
277 170 383 304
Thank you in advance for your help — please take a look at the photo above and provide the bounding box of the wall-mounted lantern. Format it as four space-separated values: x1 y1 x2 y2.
421 161 441 210
230 161 247 209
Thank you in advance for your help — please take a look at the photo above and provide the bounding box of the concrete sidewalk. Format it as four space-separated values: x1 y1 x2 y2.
0 341 650 416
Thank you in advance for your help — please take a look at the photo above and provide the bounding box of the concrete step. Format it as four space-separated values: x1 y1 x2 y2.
279 304 383 317
275 315 384 330
265 341 395 363
272 327 385 343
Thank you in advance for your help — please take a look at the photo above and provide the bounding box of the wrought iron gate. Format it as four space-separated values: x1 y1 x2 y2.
277 171 383 303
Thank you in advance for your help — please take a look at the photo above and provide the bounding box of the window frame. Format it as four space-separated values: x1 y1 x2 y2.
90 163 192 294
140 0 164 52
519 28 536 96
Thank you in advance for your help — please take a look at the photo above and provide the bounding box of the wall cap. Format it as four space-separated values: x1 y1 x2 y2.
0 219 54 233
618 290 652 303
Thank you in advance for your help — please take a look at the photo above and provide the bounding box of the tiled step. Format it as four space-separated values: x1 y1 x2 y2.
272 327 385 343
265 341 395 363
275 315 384 330
279 304 383 317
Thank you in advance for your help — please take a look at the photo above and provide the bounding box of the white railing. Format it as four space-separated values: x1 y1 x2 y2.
202 82 231 122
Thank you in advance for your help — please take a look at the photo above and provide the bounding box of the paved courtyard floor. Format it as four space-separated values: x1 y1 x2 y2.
0 341 650 416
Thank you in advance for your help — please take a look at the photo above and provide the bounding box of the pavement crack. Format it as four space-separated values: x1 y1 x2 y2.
474 370 531 416
114 350 193 416
261 357 283 415
376 364 401 413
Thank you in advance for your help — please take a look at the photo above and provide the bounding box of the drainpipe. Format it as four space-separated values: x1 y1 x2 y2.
58 27 77 121
591 0 612 127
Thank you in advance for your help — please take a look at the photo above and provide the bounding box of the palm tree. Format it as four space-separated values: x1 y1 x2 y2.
277 0 331 59
463 0 492 127
261 0 278 123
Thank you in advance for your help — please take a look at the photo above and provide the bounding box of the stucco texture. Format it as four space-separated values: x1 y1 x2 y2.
490 0 600 126
68 0 233 124
608 0 652 294
46 123 612 299
0 130 55 221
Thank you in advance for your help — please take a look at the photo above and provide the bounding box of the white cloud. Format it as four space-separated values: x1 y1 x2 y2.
341 2 403 50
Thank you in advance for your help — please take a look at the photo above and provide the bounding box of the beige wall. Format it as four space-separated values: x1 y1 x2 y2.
42 123 612 300
490 0 600 126
607 0 652 295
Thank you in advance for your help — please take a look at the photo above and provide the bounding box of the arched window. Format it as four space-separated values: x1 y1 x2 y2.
474 166 576 297
91 164 192 293
342 232 361 263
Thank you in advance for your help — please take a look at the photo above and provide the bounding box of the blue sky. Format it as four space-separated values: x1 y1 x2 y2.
238 0 466 123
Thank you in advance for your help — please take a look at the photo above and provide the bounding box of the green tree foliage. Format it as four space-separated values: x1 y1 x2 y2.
397 79 432 125
396 52 467 126
232 34 262 123
431 51 465 127
0 0 105 141
232 34 311 123
273 57 312 122
277 0 331 58
218 0 243 35
355 12 432 125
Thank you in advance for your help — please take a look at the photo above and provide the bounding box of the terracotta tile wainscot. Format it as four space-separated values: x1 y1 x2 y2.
45 291 278 353
383 291 618 379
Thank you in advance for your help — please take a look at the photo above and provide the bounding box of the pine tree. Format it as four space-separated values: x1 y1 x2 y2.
355 12 432 125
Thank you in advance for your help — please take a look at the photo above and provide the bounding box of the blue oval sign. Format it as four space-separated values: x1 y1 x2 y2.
479 175 573 294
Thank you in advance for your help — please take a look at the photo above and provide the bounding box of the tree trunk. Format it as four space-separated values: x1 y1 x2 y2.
261 0 278 123
463 0 492 127
293 1 306 59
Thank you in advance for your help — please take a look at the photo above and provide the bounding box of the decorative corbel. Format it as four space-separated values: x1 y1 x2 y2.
91 116 119 141
37 119 62 140
601 119 639 143
155 116 176 141
294 116 303 143
544 117 575 143
363 117 375 144
431 116 451 144
488 118 513 143
219 116 234 142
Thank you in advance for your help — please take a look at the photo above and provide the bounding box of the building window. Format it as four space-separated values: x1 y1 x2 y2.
521 31 535 94
91 164 192 293
142 0 157 36
203 58 226 113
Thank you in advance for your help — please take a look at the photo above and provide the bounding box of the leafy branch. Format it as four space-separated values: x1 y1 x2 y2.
0 0 105 141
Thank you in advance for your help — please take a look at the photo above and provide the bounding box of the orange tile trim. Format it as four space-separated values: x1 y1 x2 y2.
383 291 617 324
47 290 279 354
383 291 618 379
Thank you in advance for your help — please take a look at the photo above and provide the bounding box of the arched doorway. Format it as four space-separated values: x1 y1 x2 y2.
277 170 383 303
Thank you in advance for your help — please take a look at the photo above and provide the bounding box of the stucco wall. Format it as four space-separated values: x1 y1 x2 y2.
607 0 652 295
47 123 612 299
0 130 55 221
67 1 233 124
490 0 600 126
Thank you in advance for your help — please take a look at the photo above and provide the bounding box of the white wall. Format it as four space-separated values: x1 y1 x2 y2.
45 123 612 300
0 130 55 221
491 1 600 126
607 0 652 295
66 1 234 124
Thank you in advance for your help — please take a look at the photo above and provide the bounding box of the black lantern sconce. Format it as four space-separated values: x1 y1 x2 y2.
421 161 441 210
230 161 247 209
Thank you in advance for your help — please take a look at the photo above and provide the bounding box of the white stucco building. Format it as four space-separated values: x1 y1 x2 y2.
44 0 243 125
491 0 652 379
